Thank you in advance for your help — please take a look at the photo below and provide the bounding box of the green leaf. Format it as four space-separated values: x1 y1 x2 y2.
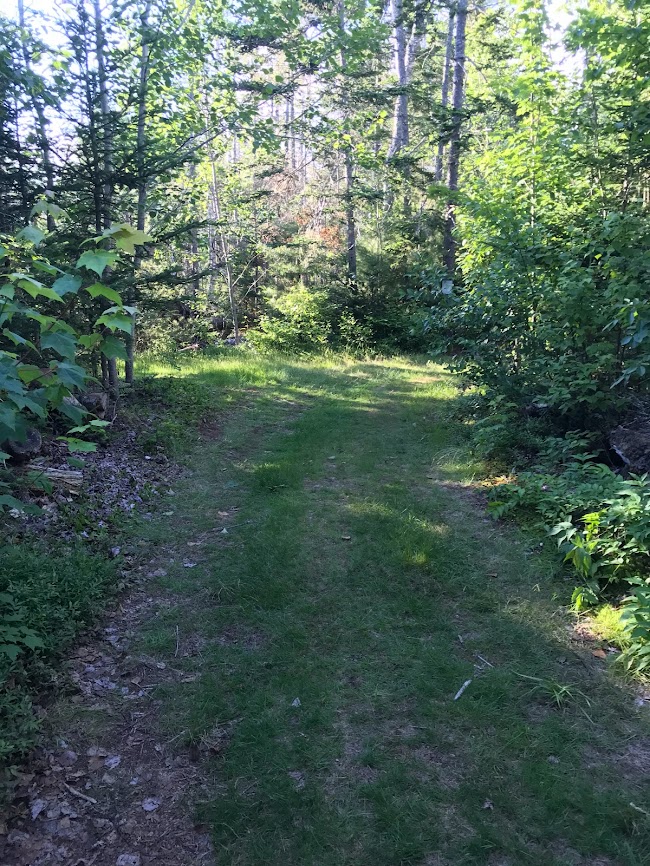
41 331 77 359
100 333 128 360
13 275 64 302
2 330 36 350
76 250 118 277
52 274 82 297
95 312 133 333
114 227 152 255
66 420 109 433
78 333 103 349
0 643 21 660
53 360 87 389
17 365 45 384
67 456 86 469
84 282 123 304
0 494 28 511
17 225 46 246
0 450 10 462
59 437 97 453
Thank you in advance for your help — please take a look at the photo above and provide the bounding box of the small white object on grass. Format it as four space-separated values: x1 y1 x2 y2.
453 679 472 701
291 697 301 707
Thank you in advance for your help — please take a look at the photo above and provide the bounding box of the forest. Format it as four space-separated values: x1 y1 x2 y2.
1 0 650 863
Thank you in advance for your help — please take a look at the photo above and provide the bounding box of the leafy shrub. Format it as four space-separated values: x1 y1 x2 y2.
0 206 138 509
619 586 650 675
0 545 117 769
251 287 332 353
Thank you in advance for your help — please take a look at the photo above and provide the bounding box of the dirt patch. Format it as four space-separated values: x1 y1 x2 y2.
412 745 463 791
215 626 266 651
0 579 215 866
198 419 222 441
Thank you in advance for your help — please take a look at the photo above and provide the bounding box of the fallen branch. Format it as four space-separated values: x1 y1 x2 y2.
63 781 98 805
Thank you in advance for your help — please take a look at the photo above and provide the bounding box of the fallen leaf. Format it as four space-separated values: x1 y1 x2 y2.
291 697 301 707
104 755 121 770
116 856 141 866
30 799 47 820
482 799 494 810
141 797 161 812
288 770 306 790
183 561 197 568
592 648 607 659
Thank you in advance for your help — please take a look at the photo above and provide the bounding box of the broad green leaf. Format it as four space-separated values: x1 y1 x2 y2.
31 260 58 276
95 312 133 333
52 274 82 297
84 282 123 304
76 250 118 277
41 331 77 359
25 311 57 329
0 285 15 299
52 360 87 389
2 330 36 350
114 228 152 255
59 437 97 453
17 365 45 384
17 225 46 246
78 333 104 349
0 494 27 511
100 333 128 360
13 275 64 302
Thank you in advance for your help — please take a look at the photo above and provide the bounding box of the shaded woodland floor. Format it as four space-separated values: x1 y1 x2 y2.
5 354 650 866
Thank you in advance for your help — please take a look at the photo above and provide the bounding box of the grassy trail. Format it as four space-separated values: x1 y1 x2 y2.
137 353 649 866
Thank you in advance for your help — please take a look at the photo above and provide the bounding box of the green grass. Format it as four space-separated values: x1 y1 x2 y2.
0 544 117 770
132 351 650 863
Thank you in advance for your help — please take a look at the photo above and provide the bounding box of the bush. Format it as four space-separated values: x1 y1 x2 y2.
250 286 332 353
0 544 117 770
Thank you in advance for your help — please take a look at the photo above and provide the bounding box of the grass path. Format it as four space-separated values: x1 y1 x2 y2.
136 353 649 866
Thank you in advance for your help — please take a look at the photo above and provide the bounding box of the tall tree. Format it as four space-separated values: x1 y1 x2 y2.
442 0 467 276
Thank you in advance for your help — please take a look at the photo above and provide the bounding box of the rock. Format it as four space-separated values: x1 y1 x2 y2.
4 428 42 460
79 391 109 419
116 855 141 866
611 421 650 474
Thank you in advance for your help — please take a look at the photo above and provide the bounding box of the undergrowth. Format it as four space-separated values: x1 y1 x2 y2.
463 392 650 677
0 545 117 786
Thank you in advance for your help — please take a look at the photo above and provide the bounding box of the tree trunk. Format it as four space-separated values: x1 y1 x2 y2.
13 96 30 223
126 0 152 384
338 0 357 287
93 0 112 232
387 0 409 159
93 0 119 400
17 0 55 230
442 0 467 277
434 2 456 183
203 92 239 341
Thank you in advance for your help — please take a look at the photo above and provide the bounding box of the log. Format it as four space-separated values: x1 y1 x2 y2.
28 467 84 494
